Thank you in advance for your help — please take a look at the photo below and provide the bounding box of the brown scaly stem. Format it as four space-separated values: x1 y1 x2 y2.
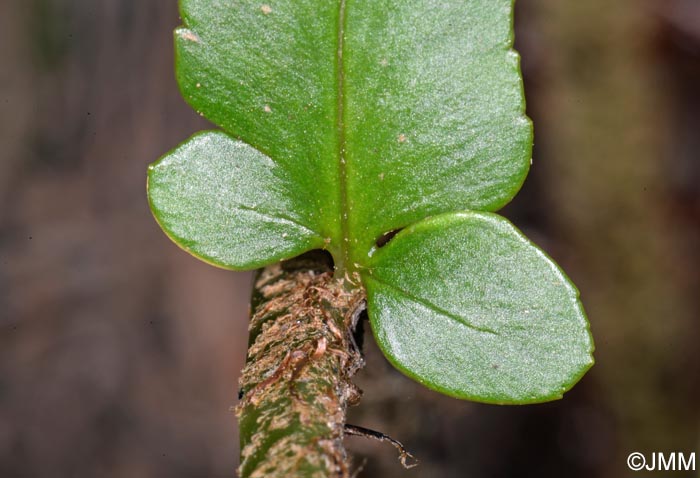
236 253 365 478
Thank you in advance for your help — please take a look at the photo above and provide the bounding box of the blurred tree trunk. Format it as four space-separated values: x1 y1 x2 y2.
530 0 700 472
0 1 250 477
2 1 698 478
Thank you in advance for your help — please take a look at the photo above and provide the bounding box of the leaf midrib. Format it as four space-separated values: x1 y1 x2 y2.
336 0 350 275
365 275 499 336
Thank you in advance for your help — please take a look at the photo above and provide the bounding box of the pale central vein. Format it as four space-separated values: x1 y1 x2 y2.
364 276 500 336
336 0 350 275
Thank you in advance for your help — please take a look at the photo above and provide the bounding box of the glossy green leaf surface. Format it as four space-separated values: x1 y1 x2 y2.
150 0 531 270
148 131 325 269
364 212 594 403
173 0 342 261
343 1 531 260
148 0 593 404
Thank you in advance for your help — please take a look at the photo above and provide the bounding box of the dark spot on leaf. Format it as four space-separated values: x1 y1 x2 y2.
375 229 402 249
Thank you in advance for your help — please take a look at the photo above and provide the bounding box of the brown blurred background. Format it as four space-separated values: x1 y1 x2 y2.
1 0 698 477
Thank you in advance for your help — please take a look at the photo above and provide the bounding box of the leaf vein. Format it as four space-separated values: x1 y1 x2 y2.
365 275 499 336
233 205 323 238
336 0 350 274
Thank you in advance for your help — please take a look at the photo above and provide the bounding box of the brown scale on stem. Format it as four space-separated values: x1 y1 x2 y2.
236 255 366 478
